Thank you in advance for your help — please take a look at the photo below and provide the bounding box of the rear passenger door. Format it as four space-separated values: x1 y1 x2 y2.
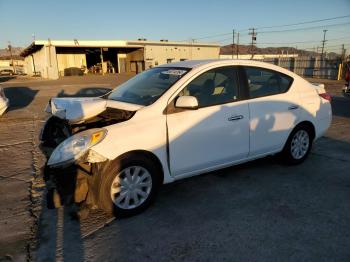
242 66 301 156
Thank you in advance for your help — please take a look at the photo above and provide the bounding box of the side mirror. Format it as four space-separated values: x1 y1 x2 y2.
175 96 198 110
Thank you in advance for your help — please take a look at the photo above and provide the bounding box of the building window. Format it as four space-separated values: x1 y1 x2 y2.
167 59 173 64
180 59 187 61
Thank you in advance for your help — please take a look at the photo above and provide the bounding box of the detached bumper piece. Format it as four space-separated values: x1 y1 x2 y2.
45 162 95 218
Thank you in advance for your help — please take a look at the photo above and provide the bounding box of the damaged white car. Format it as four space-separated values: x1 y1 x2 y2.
42 60 332 217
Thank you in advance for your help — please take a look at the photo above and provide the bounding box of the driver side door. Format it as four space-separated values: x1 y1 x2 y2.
166 66 250 177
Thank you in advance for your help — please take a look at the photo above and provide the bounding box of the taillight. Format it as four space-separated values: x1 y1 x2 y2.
319 93 331 102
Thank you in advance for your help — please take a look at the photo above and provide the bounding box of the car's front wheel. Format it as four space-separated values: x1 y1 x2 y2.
282 125 313 165
95 155 161 217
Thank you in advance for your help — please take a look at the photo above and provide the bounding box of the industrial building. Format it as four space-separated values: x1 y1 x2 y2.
20 39 220 79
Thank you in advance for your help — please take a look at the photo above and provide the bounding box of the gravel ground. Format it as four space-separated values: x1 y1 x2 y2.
0 74 349 262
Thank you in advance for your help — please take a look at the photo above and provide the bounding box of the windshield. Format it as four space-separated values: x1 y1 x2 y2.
108 67 190 106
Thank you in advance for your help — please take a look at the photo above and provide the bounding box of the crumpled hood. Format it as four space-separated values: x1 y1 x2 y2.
46 97 144 123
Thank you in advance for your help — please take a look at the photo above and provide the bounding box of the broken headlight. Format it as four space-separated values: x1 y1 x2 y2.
47 128 107 167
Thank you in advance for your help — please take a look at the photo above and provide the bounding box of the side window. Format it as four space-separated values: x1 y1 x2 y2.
179 67 238 108
244 67 293 99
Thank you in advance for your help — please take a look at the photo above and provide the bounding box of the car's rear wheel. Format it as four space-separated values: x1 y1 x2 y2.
95 155 161 217
282 125 313 165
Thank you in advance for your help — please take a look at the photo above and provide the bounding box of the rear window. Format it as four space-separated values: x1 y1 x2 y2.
243 67 293 99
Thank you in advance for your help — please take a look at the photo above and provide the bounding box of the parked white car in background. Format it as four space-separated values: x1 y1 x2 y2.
0 86 9 115
42 59 332 216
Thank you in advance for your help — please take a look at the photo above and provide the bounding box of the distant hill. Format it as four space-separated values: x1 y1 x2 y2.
0 47 24 60
220 44 340 58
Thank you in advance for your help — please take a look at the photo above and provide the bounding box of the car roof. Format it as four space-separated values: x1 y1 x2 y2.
158 59 300 79
158 59 276 69
158 59 220 69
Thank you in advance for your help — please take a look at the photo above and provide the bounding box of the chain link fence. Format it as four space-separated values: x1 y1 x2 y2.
259 56 343 80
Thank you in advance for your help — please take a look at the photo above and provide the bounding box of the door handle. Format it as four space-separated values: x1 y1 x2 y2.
288 105 299 110
228 115 243 121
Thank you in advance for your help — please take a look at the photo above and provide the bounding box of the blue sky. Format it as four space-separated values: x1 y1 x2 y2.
1 0 349 53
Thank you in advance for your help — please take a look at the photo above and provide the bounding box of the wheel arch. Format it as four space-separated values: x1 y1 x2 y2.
114 150 165 184
282 120 316 152
283 121 316 151
293 120 316 140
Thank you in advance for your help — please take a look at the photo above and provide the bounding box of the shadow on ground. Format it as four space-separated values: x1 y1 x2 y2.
332 96 350 118
3 86 38 111
0 76 15 83
34 137 350 261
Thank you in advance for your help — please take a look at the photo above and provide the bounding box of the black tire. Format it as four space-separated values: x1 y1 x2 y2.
41 116 72 148
95 155 162 217
281 124 313 165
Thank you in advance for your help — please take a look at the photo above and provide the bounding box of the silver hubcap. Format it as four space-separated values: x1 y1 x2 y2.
110 166 152 210
290 130 309 160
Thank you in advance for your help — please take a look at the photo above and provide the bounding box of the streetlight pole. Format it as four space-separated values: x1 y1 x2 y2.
236 32 240 59
8 41 16 74
232 29 235 59
321 30 328 60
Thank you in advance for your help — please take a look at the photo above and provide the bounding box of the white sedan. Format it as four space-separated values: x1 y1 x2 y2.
0 86 9 116
43 60 332 216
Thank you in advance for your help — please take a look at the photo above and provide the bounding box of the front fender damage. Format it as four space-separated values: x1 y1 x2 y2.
41 106 135 148
41 98 141 217
44 143 110 218
45 155 108 218
80 149 109 164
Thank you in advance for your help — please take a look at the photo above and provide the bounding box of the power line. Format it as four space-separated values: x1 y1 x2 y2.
190 21 350 43
183 32 232 41
259 22 350 34
256 36 350 45
214 36 350 48
255 14 350 30
186 14 350 41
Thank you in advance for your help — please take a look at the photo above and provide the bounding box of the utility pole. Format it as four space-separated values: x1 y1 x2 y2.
341 44 346 61
249 28 257 59
100 47 104 75
236 32 240 59
48 38 52 67
321 29 328 60
7 41 16 74
232 29 235 59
